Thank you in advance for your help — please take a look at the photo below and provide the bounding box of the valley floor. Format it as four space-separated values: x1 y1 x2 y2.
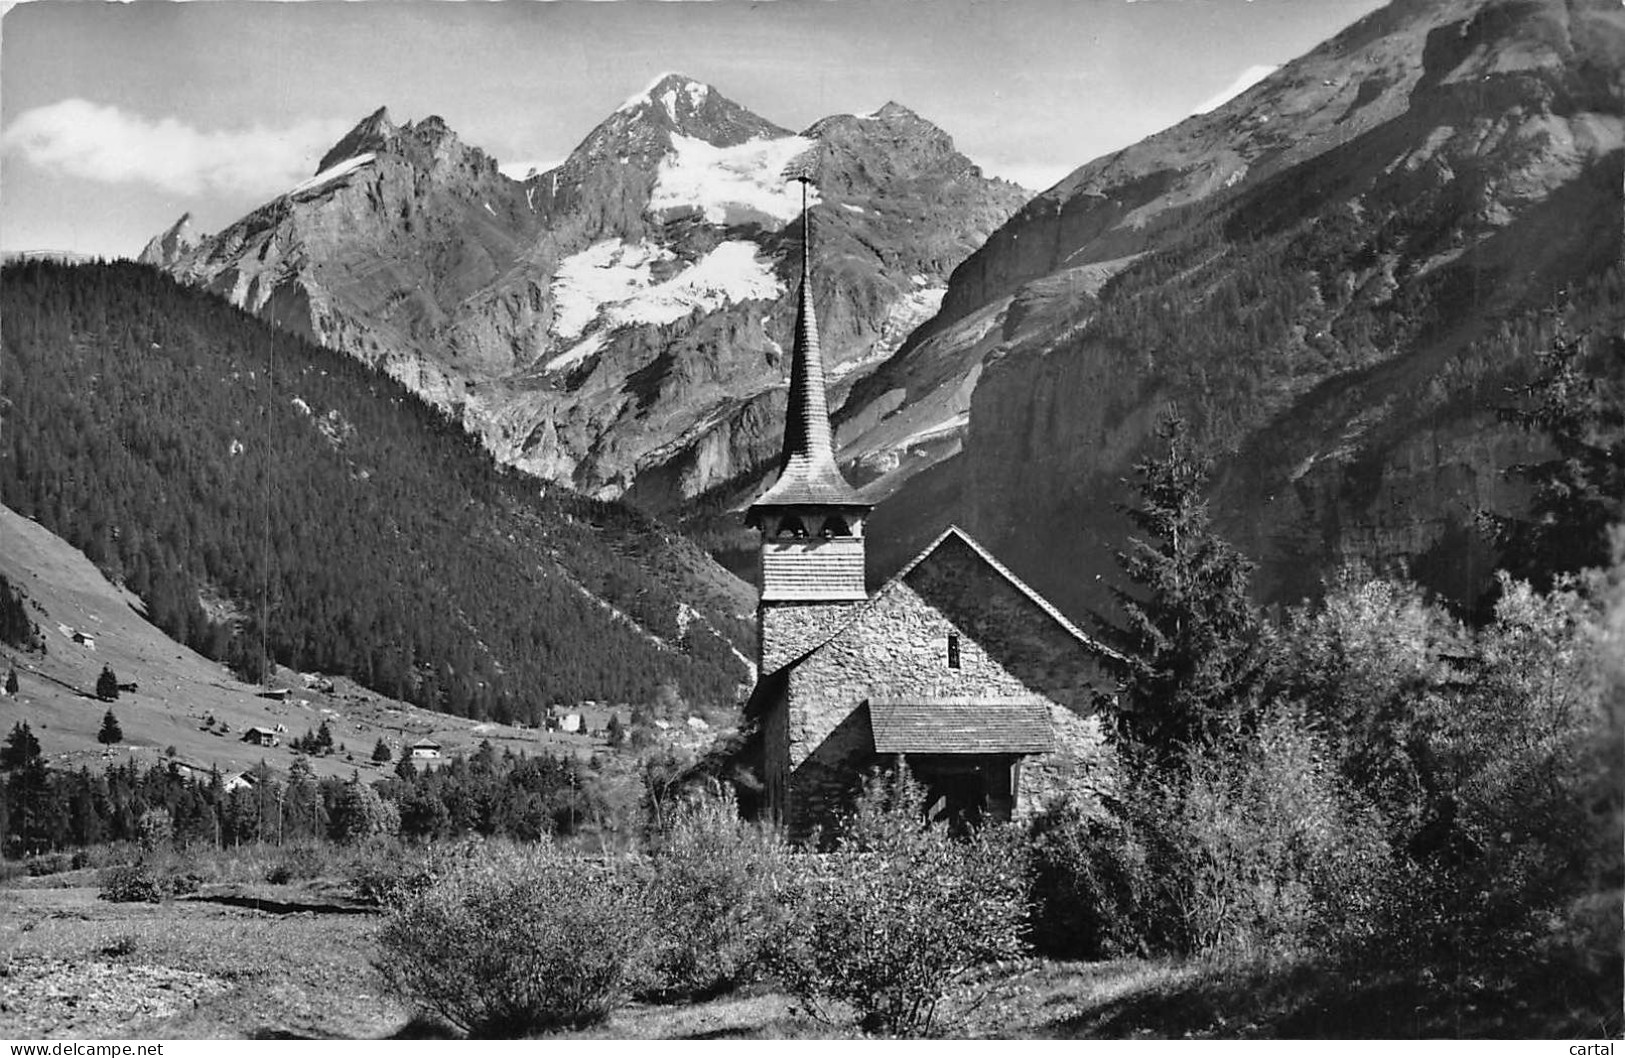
2 872 1615 1040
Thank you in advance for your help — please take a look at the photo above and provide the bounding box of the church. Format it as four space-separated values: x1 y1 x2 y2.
744 193 1120 841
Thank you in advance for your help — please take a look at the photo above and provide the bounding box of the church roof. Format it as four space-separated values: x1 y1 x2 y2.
749 189 865 514
870 697 1054 754
751 524 1123 697
881 525 1123 661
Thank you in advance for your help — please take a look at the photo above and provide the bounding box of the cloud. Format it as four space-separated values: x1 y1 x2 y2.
1 99 350 197
1190 64 1278 115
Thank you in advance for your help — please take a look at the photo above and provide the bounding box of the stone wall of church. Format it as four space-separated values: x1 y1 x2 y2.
780 542 1118 839
760 599 864 673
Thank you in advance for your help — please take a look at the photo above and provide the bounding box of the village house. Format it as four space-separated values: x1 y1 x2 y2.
241 726 280 747
409 738 443 760
744 194 1120 841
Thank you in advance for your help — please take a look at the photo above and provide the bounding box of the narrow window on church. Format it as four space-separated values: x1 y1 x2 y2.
947 633 961 669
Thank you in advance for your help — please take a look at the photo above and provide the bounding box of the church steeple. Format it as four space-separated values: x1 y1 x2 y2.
751 181 863 511
749 177 872 670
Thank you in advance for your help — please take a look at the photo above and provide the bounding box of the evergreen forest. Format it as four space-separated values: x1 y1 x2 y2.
0 261 753 723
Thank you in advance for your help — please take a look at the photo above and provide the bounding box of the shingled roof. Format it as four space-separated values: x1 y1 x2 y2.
869 697 1054 755
749 187 866 515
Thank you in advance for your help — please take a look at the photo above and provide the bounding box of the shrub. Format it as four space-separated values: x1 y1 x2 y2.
772 770 1029 1037
375 844 651 1036
1028 709 1393 961
350 842 461 907
1026 801 1153 959
265 843 328 885
637 790 789 998
99 862 168 903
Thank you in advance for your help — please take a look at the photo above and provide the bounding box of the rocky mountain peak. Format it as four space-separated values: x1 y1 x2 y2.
599 73 787 151
316 105 397 173
136 211 201 268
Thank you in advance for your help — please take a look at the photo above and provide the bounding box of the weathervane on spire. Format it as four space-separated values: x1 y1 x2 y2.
782 149 819 279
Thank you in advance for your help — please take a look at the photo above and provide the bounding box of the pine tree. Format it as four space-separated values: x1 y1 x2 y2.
4 668 18 695
1094 414 1267 765
1 721 42 769
606 712 626 749
1491 329 1625 592
371 737 392 763
98 709 123 746
95 665 120 702
315 719 335 755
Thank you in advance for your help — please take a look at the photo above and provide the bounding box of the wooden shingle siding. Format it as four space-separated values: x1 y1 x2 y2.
760 538 867 600
870 698 1054 754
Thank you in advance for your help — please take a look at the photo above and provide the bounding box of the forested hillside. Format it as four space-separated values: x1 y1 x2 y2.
0 261 754 722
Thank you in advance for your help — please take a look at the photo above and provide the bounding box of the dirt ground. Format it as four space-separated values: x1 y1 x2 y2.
2 876 1615 1040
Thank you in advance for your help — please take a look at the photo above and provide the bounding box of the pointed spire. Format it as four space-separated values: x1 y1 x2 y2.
751 180 865 513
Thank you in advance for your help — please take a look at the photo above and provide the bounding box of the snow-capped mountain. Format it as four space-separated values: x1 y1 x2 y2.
141 74 1028 519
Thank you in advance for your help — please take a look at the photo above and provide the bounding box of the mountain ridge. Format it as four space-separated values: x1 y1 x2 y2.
140 75 1028 520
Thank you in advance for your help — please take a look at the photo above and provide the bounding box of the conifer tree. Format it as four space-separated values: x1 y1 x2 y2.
371 737 392 763
2 721 41 769
4 668 18 696
316 719 335 755
1094 414 1266 765
98 709 123 746
95 665 119 702
1491 329 1625 592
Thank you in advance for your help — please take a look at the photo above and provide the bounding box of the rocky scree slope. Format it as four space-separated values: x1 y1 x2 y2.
866 0 1624 614
142 77 1028 524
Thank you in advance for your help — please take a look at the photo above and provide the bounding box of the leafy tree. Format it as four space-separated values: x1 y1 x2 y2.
95 665 120 702
97 709 123 746
330 771 398 843
371 737 393 763
1094 414 1267 765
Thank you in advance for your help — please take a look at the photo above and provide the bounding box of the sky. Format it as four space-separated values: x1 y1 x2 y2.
0 0 1389 260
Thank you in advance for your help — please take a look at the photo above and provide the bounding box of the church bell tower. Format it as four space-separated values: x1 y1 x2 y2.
747 178 872 673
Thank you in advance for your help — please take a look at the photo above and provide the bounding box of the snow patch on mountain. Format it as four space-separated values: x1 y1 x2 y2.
288 152 375 198
551 238 784 345
830 285 947 380
550 240 675 340
545 331 607 374
609 240 783 329
619 72 684 114
649 134 819 227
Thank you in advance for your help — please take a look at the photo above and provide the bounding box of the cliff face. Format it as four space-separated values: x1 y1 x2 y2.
144 77 1028 510
922 0 1623 616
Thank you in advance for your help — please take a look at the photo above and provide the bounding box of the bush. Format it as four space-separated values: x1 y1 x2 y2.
99 862 168 903
375 844 651 1036
772 770 1029 1037
1029 709 1393 961
265 843 329 884
349 841 464 907
637 790 789 998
